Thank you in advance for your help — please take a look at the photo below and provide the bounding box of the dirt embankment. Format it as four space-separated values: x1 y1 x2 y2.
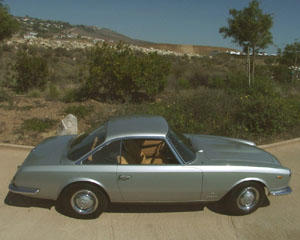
0 96 118 146
140 43 238 55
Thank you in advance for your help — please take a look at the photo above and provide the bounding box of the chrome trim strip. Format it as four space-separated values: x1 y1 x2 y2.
269 186 292 196
9 183 40 195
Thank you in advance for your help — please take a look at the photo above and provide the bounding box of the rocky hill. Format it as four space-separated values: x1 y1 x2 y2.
8 16 237 57
15 16 146 44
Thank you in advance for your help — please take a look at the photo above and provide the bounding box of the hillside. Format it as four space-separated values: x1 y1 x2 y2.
141 43 237 56
13 16 237 56
1 16 299 148
16 16 146 44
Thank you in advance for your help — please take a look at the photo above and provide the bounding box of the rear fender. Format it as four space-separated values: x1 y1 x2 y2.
56 178 109 200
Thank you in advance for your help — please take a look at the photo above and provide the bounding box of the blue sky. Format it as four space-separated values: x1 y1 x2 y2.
5 0 300 53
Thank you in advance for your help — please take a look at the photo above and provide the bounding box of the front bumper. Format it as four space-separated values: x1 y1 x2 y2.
269 186 292 196
9 183 40 195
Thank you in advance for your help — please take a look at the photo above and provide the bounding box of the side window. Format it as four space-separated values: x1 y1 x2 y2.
120 139 179 165
83 141 120 165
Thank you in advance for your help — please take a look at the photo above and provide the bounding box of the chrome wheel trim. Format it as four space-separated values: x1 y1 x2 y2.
237 187 260 211
71 190 99 215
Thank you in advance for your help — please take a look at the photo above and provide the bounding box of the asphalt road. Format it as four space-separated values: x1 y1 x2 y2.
0 141 299 240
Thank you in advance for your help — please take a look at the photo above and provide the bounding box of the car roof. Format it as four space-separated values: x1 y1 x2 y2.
105 115 169 141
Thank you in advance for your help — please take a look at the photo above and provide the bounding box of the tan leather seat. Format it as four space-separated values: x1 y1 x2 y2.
118 155 128 164
152 158 163 164
121 140 165 165
123 140 146 164
141 157 163 165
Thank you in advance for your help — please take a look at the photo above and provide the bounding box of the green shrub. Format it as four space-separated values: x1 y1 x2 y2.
120 87 236 135
85 42 170 102
15 50 48 92
47 83 60 100
176 77 190 90
255 65 273 79
21 118 57 132
2 44 13 53
235 94 300 135
248 75 277 96
26 89 43 98
63 105 94 119
272 65 292 83
116 86 300 140
0 87 12 102
54 47 72 58
61 88 82 103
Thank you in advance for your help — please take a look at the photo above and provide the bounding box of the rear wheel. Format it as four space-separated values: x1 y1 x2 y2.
60 183 108 219
225 182 265 215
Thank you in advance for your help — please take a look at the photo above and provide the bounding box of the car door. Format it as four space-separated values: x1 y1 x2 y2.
80 140 122 201
117 138 203 202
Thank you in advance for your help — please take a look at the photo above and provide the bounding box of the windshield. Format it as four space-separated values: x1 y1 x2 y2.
167 130 195 163
67 125 106 160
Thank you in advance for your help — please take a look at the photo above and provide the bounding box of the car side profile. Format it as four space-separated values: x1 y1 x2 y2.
9 115 292 219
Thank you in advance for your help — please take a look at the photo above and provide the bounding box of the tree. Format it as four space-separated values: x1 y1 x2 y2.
15 50 48 92
280 41 300 82
0 0 19 42
85 42 170 102
219 0 273 86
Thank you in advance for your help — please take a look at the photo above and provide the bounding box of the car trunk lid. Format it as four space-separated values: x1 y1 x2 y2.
22 135 74 167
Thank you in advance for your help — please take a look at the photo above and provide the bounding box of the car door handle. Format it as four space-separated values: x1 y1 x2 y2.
119 175 132 180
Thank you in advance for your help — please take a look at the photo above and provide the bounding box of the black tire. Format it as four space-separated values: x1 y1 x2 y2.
60 183 108 219
224 182 265 215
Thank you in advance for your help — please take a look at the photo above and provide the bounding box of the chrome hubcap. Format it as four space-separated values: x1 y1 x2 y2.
237 187 259 211
71 190 99 215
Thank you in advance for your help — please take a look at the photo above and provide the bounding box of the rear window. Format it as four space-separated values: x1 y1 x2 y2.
67 125 106 160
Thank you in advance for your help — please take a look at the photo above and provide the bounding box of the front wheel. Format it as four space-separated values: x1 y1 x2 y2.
224 182 265 215
60 183 108 219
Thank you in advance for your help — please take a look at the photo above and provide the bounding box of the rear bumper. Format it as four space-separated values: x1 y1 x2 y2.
269 186 292 196
9 183 40 195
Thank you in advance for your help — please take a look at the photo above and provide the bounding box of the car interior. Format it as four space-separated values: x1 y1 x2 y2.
119 139 179 165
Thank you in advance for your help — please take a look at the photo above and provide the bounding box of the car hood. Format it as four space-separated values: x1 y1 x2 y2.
22 135 74 167
187 134 280 166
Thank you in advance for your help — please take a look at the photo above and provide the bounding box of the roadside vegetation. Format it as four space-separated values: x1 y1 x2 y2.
1 41 300 145
63 105 94 120
20 118 57 132
1 0 300 145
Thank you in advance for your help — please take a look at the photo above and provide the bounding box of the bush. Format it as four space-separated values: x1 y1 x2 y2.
21 118 57 132
176 77 190 90
235 94 300 135
15 50 48 92
26 89 43 98
47 83 60 100
247 75 277 96
63 105 94 119
84 42 170 102
61 88 83 103
54 47 72 58
0 87 12 102
272 65 292 83
255 65 273 79
1 44 13 53
120 87 236 135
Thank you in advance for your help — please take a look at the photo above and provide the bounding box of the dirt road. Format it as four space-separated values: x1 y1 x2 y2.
0 140 299 240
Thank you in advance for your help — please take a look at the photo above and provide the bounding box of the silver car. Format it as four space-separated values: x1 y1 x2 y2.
9 115 292 219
